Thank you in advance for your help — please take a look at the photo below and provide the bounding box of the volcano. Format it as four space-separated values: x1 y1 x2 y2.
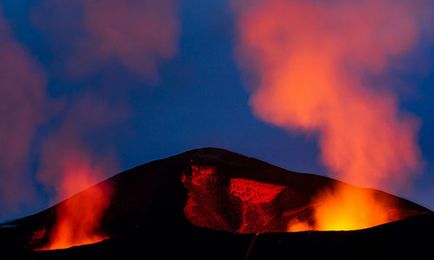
1 148 433 259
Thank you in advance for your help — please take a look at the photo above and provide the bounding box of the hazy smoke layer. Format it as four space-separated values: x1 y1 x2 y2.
0 12 47 218
33 0 179 79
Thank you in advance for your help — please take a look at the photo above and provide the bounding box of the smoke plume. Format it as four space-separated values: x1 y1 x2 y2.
232 0 428 191
0 0 180 225
30 0 180 247
37 93 124 200
35 92 125 249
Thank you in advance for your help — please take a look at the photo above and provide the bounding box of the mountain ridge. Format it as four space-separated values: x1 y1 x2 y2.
1 147 432 259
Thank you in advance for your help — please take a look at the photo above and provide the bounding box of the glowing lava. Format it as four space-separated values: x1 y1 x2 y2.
313 184 396 231
287 184 399 232
38 163 112 250
182 165 417 234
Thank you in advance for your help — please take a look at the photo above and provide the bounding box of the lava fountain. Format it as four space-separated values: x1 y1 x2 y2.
37 160 113 250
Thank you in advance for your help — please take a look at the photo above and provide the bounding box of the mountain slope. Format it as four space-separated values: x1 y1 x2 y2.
0 147 431 259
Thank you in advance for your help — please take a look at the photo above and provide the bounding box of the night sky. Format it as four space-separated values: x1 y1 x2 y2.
1 0 434 222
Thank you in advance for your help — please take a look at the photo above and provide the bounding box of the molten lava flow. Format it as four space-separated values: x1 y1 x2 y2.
182 165 289 233
38 163 112 250
233 0 425 231
229 178 285 233
182 165 234 231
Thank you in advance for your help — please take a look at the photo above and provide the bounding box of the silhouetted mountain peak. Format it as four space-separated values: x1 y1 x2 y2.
1 147 432 259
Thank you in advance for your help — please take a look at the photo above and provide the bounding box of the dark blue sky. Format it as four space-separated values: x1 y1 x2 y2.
1 0 434 221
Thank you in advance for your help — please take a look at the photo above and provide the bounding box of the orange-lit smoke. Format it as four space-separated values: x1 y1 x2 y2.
0 11 47 218
233 0 428 230
36 94 123 250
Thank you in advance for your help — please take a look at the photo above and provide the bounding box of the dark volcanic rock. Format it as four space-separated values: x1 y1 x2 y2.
248 213 434 260
0 147 431 259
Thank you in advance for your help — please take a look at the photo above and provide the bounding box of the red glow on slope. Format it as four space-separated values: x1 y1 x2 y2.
182 165 234 231
183 165 288 232
229 178 285 233
183 165 418 233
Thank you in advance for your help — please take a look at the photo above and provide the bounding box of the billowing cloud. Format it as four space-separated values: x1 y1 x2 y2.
232 0 430 191
33 0 179 80
0 11 47 217
31 0 180 203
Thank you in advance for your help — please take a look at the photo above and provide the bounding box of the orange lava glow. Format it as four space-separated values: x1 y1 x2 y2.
313 185 396 231
38 164 112 250
287 219 313 232
287 184 399 232
233 0 424 231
